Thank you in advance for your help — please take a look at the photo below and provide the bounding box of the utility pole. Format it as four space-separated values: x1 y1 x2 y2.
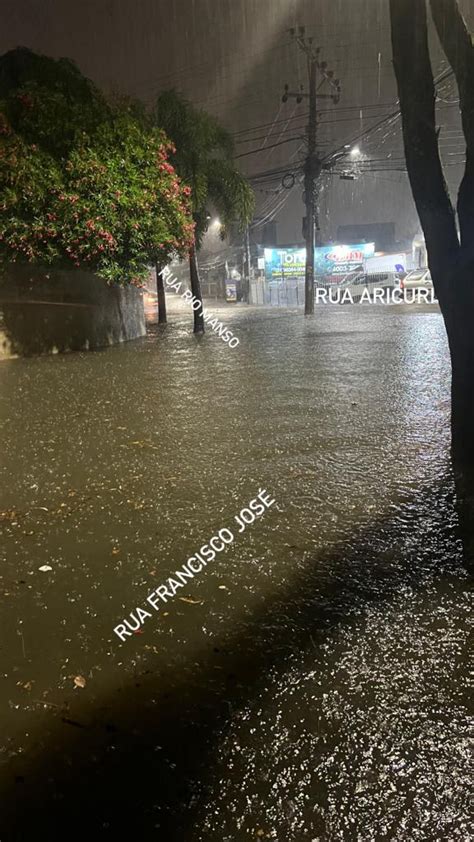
282 27 341 315
305 58 318 315
243 224 251 303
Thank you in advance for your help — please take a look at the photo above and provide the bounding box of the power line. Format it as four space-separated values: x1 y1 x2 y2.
322 67 455 165
232 100 401 138
235 135 304 159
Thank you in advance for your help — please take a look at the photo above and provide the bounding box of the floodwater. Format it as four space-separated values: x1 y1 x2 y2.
0 299 471 840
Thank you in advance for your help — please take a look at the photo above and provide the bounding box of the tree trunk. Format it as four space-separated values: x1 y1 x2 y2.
389 0 474 467
243 225 251 303
390 0 474 566
451 338 474 469
155 264 167 325
189 243 205 334
441 271 474 471
445 274 474 573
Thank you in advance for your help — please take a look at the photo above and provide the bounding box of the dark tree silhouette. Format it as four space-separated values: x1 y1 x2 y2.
390 0 474 475
155 263 167 324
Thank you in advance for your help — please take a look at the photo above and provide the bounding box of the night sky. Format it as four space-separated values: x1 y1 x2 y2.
1 0 472 246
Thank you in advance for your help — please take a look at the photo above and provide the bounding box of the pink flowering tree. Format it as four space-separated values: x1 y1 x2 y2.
0 49 194 287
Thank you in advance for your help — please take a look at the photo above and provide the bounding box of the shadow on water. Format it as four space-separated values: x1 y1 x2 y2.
0 470 470 840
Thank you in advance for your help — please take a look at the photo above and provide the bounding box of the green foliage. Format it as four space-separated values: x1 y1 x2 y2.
0 49 194 285
155 90 255 246
0 47 111 158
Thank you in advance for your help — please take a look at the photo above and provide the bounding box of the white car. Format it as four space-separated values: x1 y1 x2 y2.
400 269 433 291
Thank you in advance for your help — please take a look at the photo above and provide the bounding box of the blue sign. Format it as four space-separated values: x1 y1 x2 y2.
264 243 375 280
314 243 375 275
225 281 237 302
264 248 305 280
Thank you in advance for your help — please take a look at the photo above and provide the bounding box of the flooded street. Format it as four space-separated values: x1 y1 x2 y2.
0 301 471 840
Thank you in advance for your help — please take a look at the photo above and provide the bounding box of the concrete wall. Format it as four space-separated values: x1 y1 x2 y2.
0 266 146 358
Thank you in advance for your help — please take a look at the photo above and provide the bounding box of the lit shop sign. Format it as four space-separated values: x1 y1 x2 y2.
264 243 375 279
316 243 375 275
264 248 305 279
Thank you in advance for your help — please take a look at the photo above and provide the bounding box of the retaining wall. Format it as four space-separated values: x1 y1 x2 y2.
0 266 146 358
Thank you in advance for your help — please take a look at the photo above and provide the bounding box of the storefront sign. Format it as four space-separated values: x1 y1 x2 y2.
225 281 237 301
264 243 375 280
314 243 375 275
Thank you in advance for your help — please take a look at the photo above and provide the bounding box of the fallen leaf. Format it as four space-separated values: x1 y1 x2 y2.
127 440 158 449
73 675 86 689
17 680 34 691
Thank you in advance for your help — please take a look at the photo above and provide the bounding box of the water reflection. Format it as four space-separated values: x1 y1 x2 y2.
0 304 470 839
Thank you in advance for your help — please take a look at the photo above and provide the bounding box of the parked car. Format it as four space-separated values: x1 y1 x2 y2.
339 271 366 287
399 268 433 291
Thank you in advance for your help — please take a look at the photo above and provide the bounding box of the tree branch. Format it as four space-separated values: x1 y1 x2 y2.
390 0 459 288
430 0 474 247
